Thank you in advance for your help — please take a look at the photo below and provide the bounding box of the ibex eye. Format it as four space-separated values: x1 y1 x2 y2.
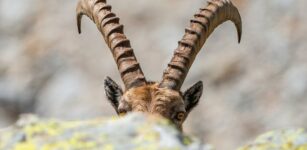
118 110 127 116
176 112 185 121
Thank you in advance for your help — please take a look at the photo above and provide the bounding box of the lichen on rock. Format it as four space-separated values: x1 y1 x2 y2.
238 129 307 150
2 113 307 150
0 113 212 150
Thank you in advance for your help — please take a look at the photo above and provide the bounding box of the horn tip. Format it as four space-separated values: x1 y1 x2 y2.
77 14 82 34
237 26 242 43
238 34 241 43
78 26 82 34
76 2 84 34
236 20 242 43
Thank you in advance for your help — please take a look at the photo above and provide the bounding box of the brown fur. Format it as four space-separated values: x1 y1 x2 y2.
117 82 186 129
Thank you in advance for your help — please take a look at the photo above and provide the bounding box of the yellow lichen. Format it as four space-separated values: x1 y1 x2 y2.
134 144 158 150
102 144 114 150
2 114 307 150
135 123 160 143
183 136 192 145
14 142 36 150
298 145 307 150
238 129 307 150
68 133 97 149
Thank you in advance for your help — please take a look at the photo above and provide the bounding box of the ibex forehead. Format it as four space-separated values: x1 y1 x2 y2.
122 83 184 114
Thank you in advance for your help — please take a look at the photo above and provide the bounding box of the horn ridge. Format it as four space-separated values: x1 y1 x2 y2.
159 0 242 90
76 0 147 89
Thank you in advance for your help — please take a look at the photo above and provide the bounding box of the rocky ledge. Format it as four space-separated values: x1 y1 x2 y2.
238 128 307 150
0 113 306 150
0 113 212 150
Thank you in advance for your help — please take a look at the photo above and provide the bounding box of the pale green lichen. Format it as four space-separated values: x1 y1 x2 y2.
0 113 208 150
5 113 307 150
238 128 307 150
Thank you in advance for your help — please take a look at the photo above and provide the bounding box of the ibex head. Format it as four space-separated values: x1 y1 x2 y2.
76 0 242 130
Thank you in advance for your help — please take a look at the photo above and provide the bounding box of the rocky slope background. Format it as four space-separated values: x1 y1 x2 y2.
0 0 306 149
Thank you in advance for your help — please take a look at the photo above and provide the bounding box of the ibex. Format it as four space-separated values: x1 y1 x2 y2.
76 0 242 130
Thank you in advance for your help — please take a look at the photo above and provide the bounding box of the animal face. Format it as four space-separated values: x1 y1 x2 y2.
104 77 203 130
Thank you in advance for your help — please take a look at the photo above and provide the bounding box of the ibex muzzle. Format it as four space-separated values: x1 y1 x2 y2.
76 0 242 130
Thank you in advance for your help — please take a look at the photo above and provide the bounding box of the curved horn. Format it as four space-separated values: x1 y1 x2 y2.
159 0 242 90
77 0 147 89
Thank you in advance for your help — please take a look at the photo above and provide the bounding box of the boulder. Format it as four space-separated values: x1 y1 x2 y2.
239 129 307 150
0 113 212 150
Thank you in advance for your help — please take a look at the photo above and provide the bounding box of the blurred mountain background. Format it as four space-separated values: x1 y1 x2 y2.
0 0 306 149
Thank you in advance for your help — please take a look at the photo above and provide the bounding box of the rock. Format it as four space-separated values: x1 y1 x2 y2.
238 129 307 150
0 113 212 150
1 113 306 150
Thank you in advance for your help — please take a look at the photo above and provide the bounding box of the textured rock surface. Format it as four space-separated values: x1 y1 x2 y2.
1 114 306 150
239 129 307 150
0 0 307 149
0 113 212 150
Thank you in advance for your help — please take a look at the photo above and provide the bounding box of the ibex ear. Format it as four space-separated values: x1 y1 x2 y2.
104 77 123 113
183 81 203 113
